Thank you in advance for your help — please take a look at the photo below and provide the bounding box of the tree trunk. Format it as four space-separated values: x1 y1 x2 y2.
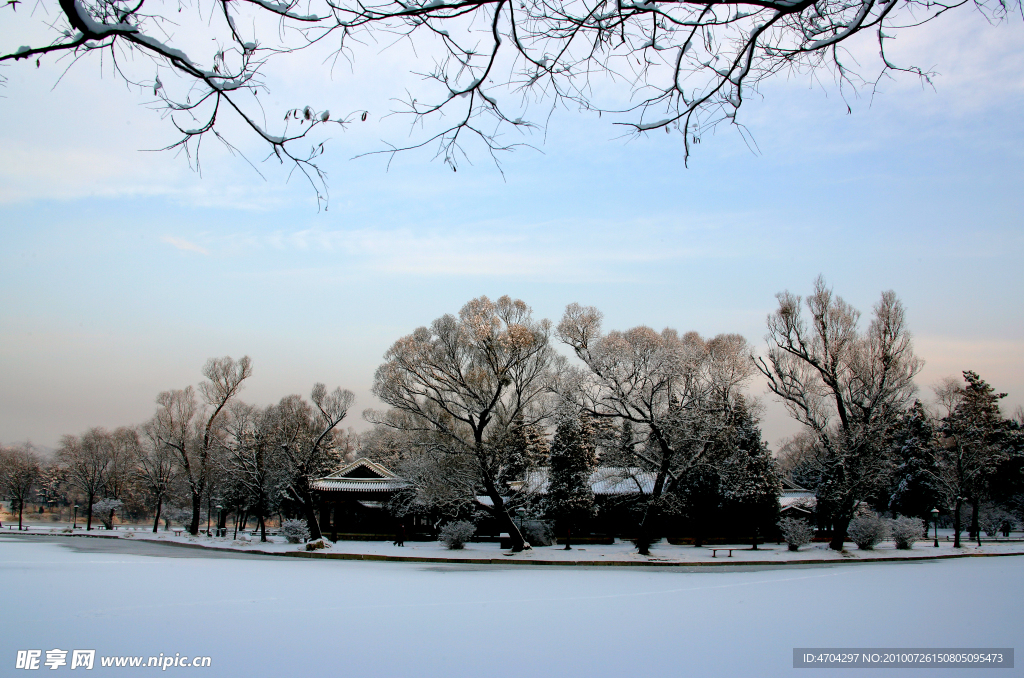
971 500 981 547
189 489 202 536
86 492 95 531
953 497 963 548
301 486 323 541
475 449 528 551
829 513 851 551
500 510 528 551
258 515 267 543
693 514 704 549
18 500 24 530
152 495 163 533
564 526 572 550
636 503 659 556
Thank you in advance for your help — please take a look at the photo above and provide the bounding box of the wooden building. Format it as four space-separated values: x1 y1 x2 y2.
311 459 410 541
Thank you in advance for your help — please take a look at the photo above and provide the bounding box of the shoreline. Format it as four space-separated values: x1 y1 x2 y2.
6 527 1024 569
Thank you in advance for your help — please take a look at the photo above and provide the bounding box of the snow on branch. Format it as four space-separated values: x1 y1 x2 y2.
1 0 1016 206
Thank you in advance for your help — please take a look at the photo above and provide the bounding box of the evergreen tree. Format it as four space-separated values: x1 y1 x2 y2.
546 412 597 549
676 463 721 548
493 416 549 488
934 371 1012 547
719 398 781 549
886 401 941 521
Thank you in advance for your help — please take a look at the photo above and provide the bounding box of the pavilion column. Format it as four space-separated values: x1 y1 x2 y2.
318 500 331 532
329 500 338 541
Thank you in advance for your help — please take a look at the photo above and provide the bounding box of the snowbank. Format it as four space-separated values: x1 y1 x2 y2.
10 524 1024 566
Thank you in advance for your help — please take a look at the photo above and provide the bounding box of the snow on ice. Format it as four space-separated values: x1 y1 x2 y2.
1 534 1021 677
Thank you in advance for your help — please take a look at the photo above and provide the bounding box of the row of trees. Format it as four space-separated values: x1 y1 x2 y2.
3 295 783 553
768 278 1024 549
5 280 1019 553
780 371 1024 548
364 295 781 553
1 357 357 542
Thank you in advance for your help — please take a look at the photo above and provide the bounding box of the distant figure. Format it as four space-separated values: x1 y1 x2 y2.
394 521 405 547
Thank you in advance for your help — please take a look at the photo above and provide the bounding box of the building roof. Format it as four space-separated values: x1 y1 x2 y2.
780 495 816 514
311 458 409 493
513 467 658 496
780 477 812 497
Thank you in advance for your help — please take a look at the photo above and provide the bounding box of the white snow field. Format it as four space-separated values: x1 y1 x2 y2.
1 534 1021 678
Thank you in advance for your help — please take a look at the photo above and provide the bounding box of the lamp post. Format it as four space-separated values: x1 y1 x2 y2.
72 505 79 530
931 508 940 547
516 508 526 538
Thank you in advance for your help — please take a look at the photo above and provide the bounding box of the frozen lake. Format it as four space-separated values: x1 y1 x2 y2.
2 534 1021 677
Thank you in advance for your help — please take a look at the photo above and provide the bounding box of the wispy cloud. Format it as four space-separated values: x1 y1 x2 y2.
210 216 759 282
160 236 209 255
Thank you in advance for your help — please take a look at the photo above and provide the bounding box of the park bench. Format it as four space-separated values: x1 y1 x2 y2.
709 548 734 558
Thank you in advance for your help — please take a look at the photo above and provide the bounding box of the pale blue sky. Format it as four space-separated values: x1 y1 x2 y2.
1 8 1021 450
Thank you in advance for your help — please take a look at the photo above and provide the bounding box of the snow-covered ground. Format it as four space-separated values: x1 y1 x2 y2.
1 533 1021 677
5 523 1024 565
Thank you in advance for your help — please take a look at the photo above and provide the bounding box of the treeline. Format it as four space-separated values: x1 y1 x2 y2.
0 358 357 541
778 370 1024 547
2 278 1022 552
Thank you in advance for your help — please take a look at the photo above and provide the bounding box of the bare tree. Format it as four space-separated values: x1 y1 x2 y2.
557 304 755 553
221 402 286 542
57 428 114 530
153 355 252 535
755 276 922 550
3 0 1012 204
137 421 182 532
0 444 43 530
276 384 356 541
101 427 142 527
152 386 203 534
369 295 556 551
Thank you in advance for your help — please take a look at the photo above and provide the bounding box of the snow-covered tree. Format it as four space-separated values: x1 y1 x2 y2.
718 398 781 549
931 371 1013 547
277 384 356 541
755 276 922 550
152 356 252 536
57 428 114 530
282 518 311 544
884 401 940 523
0 444 43 531
369 295 557 552
775 431 822 492
557 303 755 554
489 415 551 490
106 427 141 508
35 462 70 516
92 498 125 530
137 421 183 532
220 402 289 542
546 411 597 549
